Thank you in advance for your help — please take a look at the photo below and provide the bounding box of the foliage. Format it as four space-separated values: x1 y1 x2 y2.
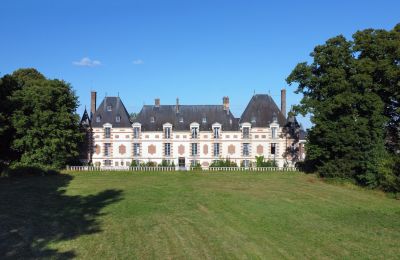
145 161 157 167
159 160 175 167
190 162 202 170
0 68 83 170
210 159 238 167
287 24 400 191
255 156 278 167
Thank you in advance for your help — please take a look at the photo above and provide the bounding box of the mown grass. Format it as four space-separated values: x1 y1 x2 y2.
1 171 399 259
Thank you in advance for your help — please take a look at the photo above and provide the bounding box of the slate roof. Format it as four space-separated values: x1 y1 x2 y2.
134 105 239 131
91 97 131 128
80 108 91 127
239 94 287 127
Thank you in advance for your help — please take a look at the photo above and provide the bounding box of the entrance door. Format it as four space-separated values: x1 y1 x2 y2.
178 157 185 168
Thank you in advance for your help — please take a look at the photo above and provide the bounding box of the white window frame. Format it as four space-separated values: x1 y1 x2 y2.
164 143 171 156
191 143 198 156
213 143 220 157
133 143 140 156
243 143 250 156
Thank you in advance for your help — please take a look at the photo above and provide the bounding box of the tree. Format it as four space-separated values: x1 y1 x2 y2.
9 69 83 169
287 24 400 189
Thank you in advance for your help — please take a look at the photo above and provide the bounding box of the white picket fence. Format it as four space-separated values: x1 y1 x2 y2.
66 166 299 172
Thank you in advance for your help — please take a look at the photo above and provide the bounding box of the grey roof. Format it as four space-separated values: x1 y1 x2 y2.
135 105 239 131
239 94 286 127
80 108 91 127
91 97 131 128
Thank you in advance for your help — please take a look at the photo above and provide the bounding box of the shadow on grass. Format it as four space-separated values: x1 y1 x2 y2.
0 172 123 259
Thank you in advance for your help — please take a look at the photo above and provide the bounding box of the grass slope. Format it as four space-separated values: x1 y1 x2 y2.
1 172 399 259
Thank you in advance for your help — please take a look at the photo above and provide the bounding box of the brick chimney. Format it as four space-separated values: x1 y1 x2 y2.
281 88 286 117
155 98 160 107
223 96 230 114
90 91 97 119
176 97 179 113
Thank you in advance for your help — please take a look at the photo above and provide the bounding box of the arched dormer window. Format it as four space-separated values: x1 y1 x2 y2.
190 122 199 139
163 123 172 139
132 122 141 139
241 122 251 139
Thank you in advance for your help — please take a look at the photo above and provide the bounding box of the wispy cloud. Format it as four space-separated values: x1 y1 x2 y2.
133 59 144 65
73 57 102 67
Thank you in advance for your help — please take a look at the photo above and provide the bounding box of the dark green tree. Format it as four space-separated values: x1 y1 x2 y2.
287 29 395 188
9 69 83 169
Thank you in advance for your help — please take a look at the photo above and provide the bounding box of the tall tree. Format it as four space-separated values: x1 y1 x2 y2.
287 24 400 190
9 69 83 169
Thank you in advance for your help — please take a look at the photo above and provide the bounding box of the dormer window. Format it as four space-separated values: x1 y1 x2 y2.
133 127 140 138
202 117 207 124
164 127 171 139
213 127 220 139
179 117 184 123
191 126 199 139
107 105 112 111
96 116 101 123
150 117 155 123
251 116 256 124
271 127 277 139
116 116 121 122
243 127 250 139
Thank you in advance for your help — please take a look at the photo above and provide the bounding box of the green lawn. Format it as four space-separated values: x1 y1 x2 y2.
1 171 399 259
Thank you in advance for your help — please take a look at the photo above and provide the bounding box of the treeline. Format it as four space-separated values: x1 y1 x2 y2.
0 68 83 173
288 24 400 192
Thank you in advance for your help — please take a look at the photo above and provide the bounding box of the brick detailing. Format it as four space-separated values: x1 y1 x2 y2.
178 144 185 155
257 144 263 155
95 144 100 155
148 144 156 155
228 144 235 155
203 144 208 155
119 144 126 155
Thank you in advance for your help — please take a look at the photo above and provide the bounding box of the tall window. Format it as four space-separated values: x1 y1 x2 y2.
164 127 171 139
104 160 112 166
105 127 111 138
213 143 220 156
133 127 140 139
271 143 276 155
104 143 111 157
133 143 140 156
191 127 198 139
191 143 198 156
243 127 250 139
243 143 250 156
213 127 220 139
164 143 171 156
271 127 277 139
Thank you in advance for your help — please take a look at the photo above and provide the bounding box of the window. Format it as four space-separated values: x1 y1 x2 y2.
115 161 119 166
191 143 198 156
271 127 277 139
133 127 140 138
191 127 198 139
242 160 251 167
202 117 207 124
96 116 101 122
243 143 250 156
243 127 250 139
104 160 112 166
272 112 277 123
191 160 199 166
213 143 220 156
179 117 184 123
213 127 220 139
150 117 155 123
104 143 111 157
164 143 171 156
116 116 121 122
164 127 171 139
271 143 276 155
133 143 140 156
107 105 112 111
105 127 111 138
251 116 256 124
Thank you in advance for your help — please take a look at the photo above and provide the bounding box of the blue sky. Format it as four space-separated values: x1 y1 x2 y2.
1 0 399 128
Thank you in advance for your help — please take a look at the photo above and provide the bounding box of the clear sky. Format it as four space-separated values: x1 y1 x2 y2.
1 0 399 128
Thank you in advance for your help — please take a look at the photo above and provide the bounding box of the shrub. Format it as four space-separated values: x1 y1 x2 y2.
255 156 277 167
210 159 238 167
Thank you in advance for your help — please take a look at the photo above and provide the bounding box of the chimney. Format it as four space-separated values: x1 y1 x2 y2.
223 96 230 114
155 98 160 107
90 91 97 119
281 88 286 117
176 97 180 113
